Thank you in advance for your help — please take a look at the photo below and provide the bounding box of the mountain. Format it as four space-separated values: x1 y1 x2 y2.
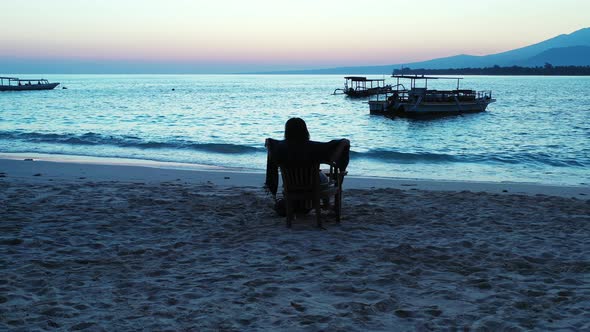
517 45 590 66
257 27 590 74
416 27 590 68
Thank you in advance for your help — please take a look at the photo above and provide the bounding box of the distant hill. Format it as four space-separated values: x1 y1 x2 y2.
392 64 590 76
256 27 590 74
517 46 590 66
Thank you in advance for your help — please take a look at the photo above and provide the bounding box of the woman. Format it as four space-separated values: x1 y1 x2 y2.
265 117 350 215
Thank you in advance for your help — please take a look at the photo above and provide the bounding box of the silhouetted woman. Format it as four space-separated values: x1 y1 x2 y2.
265 117 350 213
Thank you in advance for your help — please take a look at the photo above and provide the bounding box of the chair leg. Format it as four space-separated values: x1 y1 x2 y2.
285 199 293 228
335 192 341 223
314 199 322 228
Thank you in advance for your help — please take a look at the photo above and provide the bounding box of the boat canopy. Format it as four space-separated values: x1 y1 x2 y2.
1 77 51 87
1 77 48 81
391 75 463 89
0 77 18 85
391 75 463 80
345 76 385 82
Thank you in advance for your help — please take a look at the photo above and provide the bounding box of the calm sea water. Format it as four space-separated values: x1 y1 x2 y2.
1 74 589 185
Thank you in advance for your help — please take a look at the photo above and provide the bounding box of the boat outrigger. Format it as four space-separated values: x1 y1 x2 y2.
0 77 60 91
368 75 495 116
334 76 392 97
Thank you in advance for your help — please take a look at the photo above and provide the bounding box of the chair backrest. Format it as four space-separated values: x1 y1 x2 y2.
279 164 320 193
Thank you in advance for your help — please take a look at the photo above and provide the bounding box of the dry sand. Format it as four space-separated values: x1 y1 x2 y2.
1 157 589 331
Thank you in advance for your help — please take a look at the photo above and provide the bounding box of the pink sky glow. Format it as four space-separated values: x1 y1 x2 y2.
2 0 589 72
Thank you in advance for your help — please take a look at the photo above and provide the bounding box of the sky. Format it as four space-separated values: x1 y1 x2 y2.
1 0 589 73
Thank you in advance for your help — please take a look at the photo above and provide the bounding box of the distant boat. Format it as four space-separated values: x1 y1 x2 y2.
368 75 495 116
334 76 392 97
0 77 60 91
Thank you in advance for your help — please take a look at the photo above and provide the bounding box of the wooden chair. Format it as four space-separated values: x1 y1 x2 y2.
279 162 345 228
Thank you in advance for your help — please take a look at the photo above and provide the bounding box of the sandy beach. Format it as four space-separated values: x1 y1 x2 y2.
1 156 589 331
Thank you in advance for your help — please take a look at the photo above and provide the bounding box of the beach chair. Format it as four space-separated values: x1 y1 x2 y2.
279 161 345 228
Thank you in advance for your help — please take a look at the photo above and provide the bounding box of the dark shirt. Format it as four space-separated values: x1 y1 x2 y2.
265 138 349 196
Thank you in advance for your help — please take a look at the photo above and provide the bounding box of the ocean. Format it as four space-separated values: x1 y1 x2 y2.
1 74 588 186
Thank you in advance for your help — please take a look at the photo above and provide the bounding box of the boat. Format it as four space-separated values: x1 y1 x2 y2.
0 77 60 91
368 75 495 116
334 76 392 97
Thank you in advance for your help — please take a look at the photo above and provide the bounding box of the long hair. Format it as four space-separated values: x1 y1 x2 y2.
284 117 310 142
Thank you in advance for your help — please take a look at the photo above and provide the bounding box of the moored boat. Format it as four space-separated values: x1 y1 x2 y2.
334 76 392 97
368 75 495 116
0 77 60 91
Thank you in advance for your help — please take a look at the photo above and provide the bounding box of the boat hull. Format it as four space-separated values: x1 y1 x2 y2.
370 99 496 117
0 83 60 91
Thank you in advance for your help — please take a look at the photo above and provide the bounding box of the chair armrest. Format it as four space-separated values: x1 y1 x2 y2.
329 139 350 164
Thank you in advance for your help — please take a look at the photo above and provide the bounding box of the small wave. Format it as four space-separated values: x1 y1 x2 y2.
1 131 587 167
0 131 263 154
351 149 587 167
486 153 586 167
188 143 260 154
351 150 457 163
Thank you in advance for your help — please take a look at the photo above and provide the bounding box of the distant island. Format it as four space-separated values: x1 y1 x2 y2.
393 64 590 76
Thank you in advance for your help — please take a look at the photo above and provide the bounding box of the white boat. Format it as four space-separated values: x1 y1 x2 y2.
368 75 495 116
0 77 60 91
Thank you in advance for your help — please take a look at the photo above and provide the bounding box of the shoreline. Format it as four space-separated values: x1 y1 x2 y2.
0 153 588 198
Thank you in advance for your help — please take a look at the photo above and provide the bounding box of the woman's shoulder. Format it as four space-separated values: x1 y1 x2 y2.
308 139 348 147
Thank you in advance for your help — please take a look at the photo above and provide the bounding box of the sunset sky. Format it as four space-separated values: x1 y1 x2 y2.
2 0 588 73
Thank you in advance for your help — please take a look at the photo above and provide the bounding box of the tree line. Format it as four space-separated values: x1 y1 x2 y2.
393 63 590 76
